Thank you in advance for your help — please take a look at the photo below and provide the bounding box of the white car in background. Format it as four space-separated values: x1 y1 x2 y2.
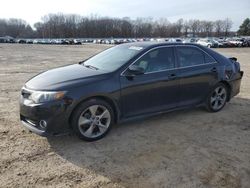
197 38 213 48
227 38 243 47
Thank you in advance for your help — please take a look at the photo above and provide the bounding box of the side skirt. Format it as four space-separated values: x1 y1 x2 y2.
118 103 204 124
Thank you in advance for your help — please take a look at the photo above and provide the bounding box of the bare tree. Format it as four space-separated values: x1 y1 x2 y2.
222 18 233 37
176 18 184 36
183 20 190 37
153 18 170 37
189 19 200 36
214 20 224 37
0 18 34 38
200 21 214 37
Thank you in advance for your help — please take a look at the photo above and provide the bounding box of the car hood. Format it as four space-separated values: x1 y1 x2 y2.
25 64 109 90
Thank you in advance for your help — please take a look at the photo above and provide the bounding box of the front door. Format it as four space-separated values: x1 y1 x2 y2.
120 46 180 118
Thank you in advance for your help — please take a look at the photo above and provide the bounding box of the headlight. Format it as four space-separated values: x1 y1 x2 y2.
28 91 65 103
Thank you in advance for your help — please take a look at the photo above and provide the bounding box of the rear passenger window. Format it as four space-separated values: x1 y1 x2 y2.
204 54 216 64
176 47 205 67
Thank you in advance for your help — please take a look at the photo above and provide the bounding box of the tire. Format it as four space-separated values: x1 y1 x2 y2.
206 83 228 112
207 44 211 48
71 98 114 141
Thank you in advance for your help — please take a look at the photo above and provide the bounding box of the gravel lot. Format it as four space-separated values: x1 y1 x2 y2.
0 44 250 188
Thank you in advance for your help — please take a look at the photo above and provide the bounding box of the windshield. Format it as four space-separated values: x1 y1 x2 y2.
83 45 143 71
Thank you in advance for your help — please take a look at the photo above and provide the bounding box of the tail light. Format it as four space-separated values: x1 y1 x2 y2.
229 57 240 72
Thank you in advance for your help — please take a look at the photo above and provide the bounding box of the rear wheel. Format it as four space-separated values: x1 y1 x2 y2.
71 99 114 141
206 83 228 112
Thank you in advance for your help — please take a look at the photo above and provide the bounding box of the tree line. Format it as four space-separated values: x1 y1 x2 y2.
0 18 33 38
0 14 244 38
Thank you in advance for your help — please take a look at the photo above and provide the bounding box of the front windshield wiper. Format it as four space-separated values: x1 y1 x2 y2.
81 63 99 70
78 60 85 64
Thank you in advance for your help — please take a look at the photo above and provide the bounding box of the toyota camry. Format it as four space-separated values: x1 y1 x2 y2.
20 42 243 141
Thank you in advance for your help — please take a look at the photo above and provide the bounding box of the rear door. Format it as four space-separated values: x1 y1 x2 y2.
175 46 218 106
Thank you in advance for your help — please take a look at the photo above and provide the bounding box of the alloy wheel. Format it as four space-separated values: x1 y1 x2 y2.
78 105 111 138
210 86 227 111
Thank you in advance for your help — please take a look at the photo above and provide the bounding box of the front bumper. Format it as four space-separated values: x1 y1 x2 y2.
21 118 47 136
20 96 71 136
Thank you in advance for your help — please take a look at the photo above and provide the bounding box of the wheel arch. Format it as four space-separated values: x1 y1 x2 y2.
68 95 120 128
219 80 231 101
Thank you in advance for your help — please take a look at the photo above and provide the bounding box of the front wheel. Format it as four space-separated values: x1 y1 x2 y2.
71 99 114 141
206 83 228 112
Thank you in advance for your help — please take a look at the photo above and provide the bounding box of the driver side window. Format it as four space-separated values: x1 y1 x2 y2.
134 47 175 73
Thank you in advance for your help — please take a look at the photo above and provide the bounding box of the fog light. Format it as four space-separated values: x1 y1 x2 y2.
39 120 47 129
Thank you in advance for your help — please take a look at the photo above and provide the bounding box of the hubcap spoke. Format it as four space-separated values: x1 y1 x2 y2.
213 100 219 109
99 109 110 119
215 87 220 95
84 123 95 137
97 123 108 133
78 116 91 126
219 96 223 102
211 96 217 103
89 105 98 116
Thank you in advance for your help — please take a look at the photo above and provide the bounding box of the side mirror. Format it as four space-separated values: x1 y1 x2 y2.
127 65 145 75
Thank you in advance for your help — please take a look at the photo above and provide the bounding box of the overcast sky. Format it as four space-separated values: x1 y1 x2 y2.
1 0 249 31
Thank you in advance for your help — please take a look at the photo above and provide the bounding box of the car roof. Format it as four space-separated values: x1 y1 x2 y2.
120 41 228 62
120 41 201 49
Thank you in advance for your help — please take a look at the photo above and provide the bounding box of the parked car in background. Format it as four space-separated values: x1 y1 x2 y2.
227 38 243 47
183 38 198 43
0 36 15 43
61 39 70 45
240 38 250 47
168 38 183 43
20 42 243 141
211 38 223 48
18 39 27 44
0 37 7 43
197 38 219 48
26 39 33 44
73 39 82 45
1 37 249 47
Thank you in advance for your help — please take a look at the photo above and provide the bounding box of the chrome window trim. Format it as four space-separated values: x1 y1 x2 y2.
120 44 217 76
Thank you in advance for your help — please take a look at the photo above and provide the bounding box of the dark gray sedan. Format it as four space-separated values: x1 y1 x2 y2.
20 42 243 141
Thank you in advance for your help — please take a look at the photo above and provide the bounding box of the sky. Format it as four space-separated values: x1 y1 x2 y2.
1 0 249 31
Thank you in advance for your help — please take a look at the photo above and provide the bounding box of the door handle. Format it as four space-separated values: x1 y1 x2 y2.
211 67 217 73
168 73 177 80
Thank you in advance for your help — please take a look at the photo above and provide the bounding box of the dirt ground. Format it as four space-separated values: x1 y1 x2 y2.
0 44 250 188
